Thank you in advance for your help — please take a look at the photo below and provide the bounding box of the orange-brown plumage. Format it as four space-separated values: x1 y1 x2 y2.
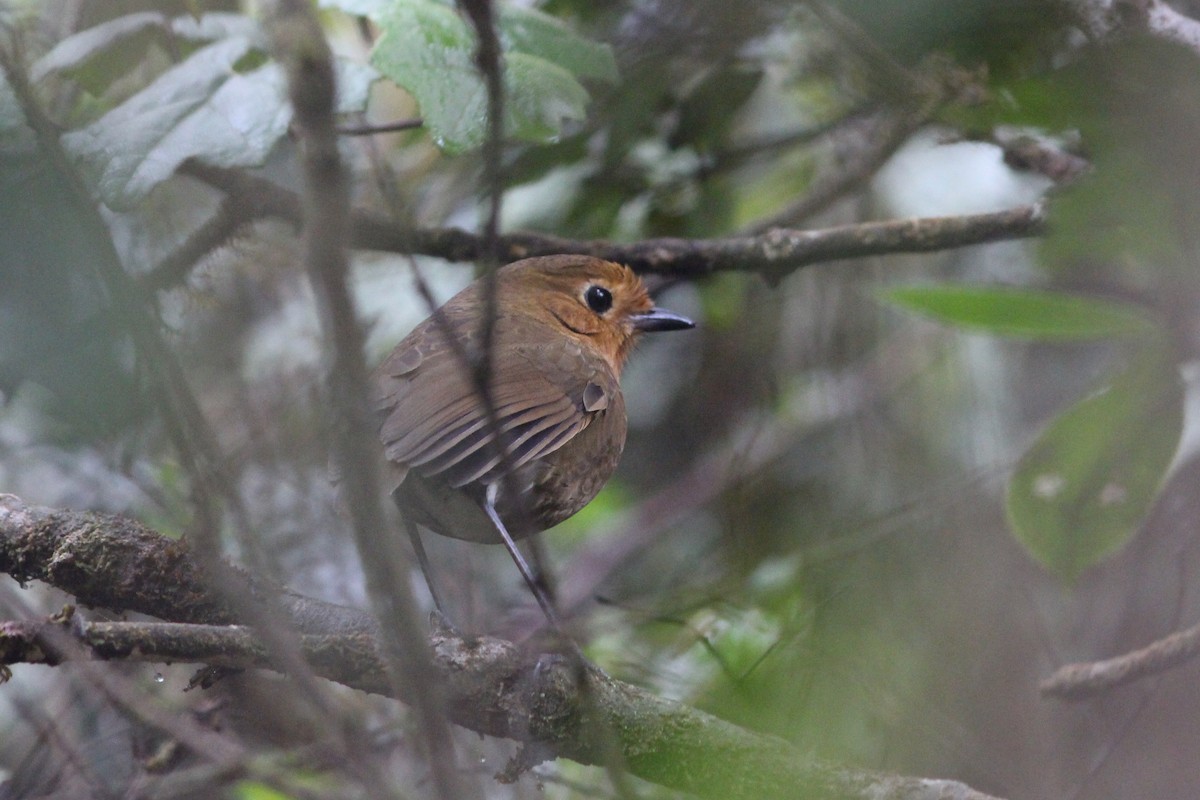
370 255 693 547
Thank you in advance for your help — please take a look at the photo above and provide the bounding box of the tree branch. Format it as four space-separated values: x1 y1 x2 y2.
180 162 1046 282
1040 619 1200 701
0 494 1004 800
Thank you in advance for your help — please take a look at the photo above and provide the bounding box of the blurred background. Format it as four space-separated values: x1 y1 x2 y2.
4 0 1200 798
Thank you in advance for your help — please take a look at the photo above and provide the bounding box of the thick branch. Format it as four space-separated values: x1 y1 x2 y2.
181 162 1045 281
0 494 1002 800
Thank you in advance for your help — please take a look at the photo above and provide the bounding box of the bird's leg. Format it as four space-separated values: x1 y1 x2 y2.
480 489 565 633
524 534 559 606
403 516 446 614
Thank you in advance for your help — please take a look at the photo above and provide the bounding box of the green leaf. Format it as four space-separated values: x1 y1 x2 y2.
881 285 1156 341
370 1 482 153
62 37 281 209
369 0 615 153
235 782 295 800
497 5 618 84
503 52 588 142
1007 353 1182 582
31 13 263 94
61 36 375 210
31 12 168 92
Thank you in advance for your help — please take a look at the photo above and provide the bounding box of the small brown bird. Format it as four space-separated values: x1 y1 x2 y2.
371 254 694 619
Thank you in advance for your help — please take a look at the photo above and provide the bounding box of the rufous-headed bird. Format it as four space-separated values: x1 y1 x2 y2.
371 255 694 623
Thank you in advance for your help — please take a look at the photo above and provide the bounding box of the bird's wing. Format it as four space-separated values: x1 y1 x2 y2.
372 322 618 490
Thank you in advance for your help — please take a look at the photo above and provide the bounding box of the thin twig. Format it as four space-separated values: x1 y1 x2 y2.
1041 619 1200 701
139 193 257 292
457 0 508 473
337 117 424 136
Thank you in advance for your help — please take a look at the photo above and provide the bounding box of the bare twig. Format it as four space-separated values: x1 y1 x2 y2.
267 3 464 798
458 0 505 267
181 162 1047 279
139 193 259 293
952 130 1090 186
737 2 959 233
11 612 338 800
1041 620 1200 701
337 117 424 136
456 0 510 515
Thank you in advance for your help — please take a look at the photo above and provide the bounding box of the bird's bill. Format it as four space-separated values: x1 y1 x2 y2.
630 307 695 333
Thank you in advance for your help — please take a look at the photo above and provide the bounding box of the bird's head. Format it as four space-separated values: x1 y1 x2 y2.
500 255 694 374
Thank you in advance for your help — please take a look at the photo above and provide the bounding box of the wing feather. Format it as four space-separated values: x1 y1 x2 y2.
372 321 618 490
402 395 548 466
412 396 571 472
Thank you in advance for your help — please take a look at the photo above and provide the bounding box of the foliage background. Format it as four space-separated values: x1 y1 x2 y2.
4 0 1200 798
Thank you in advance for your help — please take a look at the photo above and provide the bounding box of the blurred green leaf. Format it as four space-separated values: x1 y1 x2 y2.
1007 352 1182 582
881 285 1156 340
369 0 615 154
1039 155 1183 270
235 782 294 800
503 52 589 142
62 37 281 209
498 4 617 83
31 13 264 95
31 12 167 91
61 35 374 210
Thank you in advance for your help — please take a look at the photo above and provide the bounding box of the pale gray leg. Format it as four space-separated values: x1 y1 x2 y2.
480 495 564 632
525 533 558 605
403 516 446 614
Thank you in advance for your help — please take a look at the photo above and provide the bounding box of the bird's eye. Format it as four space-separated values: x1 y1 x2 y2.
584 285 613 314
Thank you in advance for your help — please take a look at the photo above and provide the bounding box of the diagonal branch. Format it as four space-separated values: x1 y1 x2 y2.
1040 619 1200 701
0 494 1004 800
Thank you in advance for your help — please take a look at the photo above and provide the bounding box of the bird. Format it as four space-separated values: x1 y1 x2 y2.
370 254 694 624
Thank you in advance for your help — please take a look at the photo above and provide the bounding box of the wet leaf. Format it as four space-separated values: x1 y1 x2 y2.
370 0 615 153
1007 353 1182 582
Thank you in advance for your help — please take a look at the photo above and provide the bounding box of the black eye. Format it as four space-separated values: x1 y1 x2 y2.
584 285 613 314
